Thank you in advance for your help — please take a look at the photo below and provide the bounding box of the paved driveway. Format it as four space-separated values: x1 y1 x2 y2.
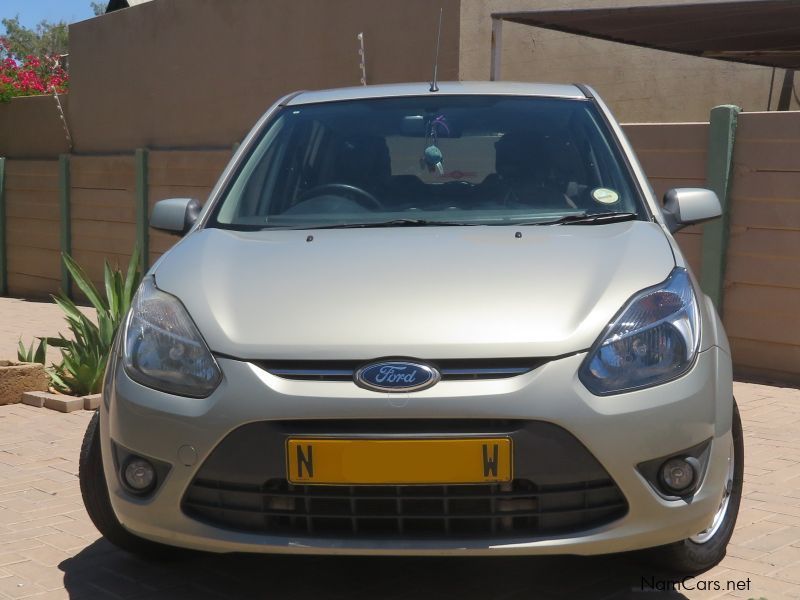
1 384 798 599
1 300 799 598
0 298 95 366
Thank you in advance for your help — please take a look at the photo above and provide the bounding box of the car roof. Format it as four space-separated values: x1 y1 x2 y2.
286 81 587 106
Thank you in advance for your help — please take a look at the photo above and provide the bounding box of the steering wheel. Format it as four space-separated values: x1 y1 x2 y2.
297 183 383 210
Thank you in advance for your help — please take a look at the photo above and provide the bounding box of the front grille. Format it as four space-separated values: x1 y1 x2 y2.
257 358 545 382
183 478 627 539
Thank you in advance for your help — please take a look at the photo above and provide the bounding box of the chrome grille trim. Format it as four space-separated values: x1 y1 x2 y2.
269 369 354 377
257 359 544 382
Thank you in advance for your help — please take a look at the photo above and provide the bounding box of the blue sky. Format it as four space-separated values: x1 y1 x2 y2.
1 0 97 31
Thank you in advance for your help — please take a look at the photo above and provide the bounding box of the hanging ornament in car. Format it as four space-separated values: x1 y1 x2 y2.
423 145 444 175
421 113 449 175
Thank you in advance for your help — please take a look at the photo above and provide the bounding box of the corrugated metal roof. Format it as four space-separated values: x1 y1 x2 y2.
105 0 154 12
494 0 800 69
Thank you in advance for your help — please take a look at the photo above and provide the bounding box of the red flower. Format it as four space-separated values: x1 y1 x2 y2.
0 48 68 100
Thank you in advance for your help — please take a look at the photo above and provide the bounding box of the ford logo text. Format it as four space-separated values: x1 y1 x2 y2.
355 360 440 393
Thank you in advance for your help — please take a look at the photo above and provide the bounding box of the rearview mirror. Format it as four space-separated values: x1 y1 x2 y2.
150 198 202 236
662 188 721 233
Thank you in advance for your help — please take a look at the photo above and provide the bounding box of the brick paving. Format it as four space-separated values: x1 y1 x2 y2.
0 299 94 366
1 299 799 598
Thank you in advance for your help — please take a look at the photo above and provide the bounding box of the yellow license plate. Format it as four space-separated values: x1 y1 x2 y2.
286 438 512 485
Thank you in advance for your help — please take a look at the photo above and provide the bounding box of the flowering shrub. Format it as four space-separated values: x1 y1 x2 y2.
0 37 68 102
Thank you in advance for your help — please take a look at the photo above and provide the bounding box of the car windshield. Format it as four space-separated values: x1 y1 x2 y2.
208 95 645 230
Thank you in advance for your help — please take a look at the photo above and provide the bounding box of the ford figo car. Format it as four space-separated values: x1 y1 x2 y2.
80 82 742 574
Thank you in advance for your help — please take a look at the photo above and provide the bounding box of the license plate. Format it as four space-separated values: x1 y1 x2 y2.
286 437 512 485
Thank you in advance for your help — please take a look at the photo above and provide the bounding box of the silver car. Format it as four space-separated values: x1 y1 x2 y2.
79 82 742 574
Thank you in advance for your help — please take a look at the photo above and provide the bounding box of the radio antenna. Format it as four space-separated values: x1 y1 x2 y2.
429 8 443 92
357 32 367 86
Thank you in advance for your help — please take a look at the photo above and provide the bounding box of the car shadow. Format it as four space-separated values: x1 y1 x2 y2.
59 539 691 599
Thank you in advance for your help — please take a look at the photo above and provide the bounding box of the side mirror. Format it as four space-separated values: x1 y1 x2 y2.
150 198 202 236
662 188 721 233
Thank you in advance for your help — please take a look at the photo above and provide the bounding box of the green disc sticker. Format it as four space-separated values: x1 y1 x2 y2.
592 188 620 204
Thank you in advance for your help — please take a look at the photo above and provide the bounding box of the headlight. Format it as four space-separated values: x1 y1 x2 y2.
579 268 699 395
123 278 222 397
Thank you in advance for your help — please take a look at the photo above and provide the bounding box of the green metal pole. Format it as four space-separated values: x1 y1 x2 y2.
700 105 740 315
0 157 6 296
59 154 71 298
135 148 149 272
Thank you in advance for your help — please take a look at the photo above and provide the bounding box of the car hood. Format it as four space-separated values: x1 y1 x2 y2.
154 222 675 360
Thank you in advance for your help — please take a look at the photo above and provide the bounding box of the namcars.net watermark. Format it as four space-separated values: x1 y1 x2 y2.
639 576 752 593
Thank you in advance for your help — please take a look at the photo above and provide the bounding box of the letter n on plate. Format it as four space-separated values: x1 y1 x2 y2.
296 444 314 478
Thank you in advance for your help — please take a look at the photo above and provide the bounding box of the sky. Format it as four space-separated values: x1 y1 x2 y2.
1 0 97 31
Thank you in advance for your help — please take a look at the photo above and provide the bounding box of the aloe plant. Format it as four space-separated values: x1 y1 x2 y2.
46 249 141 396
17 337 47 364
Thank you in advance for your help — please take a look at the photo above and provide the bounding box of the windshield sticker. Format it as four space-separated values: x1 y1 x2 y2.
592 188 620 204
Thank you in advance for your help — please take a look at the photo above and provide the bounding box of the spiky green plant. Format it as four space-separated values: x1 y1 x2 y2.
46 250 141 396
17 337 47 364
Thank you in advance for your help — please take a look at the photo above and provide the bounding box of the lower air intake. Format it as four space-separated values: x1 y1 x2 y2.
183 478 627 539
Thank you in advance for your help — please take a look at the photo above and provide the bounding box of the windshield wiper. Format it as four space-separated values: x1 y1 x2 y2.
288 219 476 230
259 213 638 230
515 212 639 226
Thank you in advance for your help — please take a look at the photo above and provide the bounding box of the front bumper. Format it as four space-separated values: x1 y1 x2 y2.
100 346 733 556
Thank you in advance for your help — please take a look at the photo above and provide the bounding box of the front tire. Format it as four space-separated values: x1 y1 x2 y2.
643 399 744 574
79 411 180 559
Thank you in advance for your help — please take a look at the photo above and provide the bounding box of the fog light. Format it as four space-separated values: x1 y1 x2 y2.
660 457 696 494
123 457 156 492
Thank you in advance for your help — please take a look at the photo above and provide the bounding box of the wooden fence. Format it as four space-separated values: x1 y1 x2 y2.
148 150 232 266
1 150 233 299
723 112 800 383
70 155 137 290
1 110 799 383
4 160 61 297
623 122 708 278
